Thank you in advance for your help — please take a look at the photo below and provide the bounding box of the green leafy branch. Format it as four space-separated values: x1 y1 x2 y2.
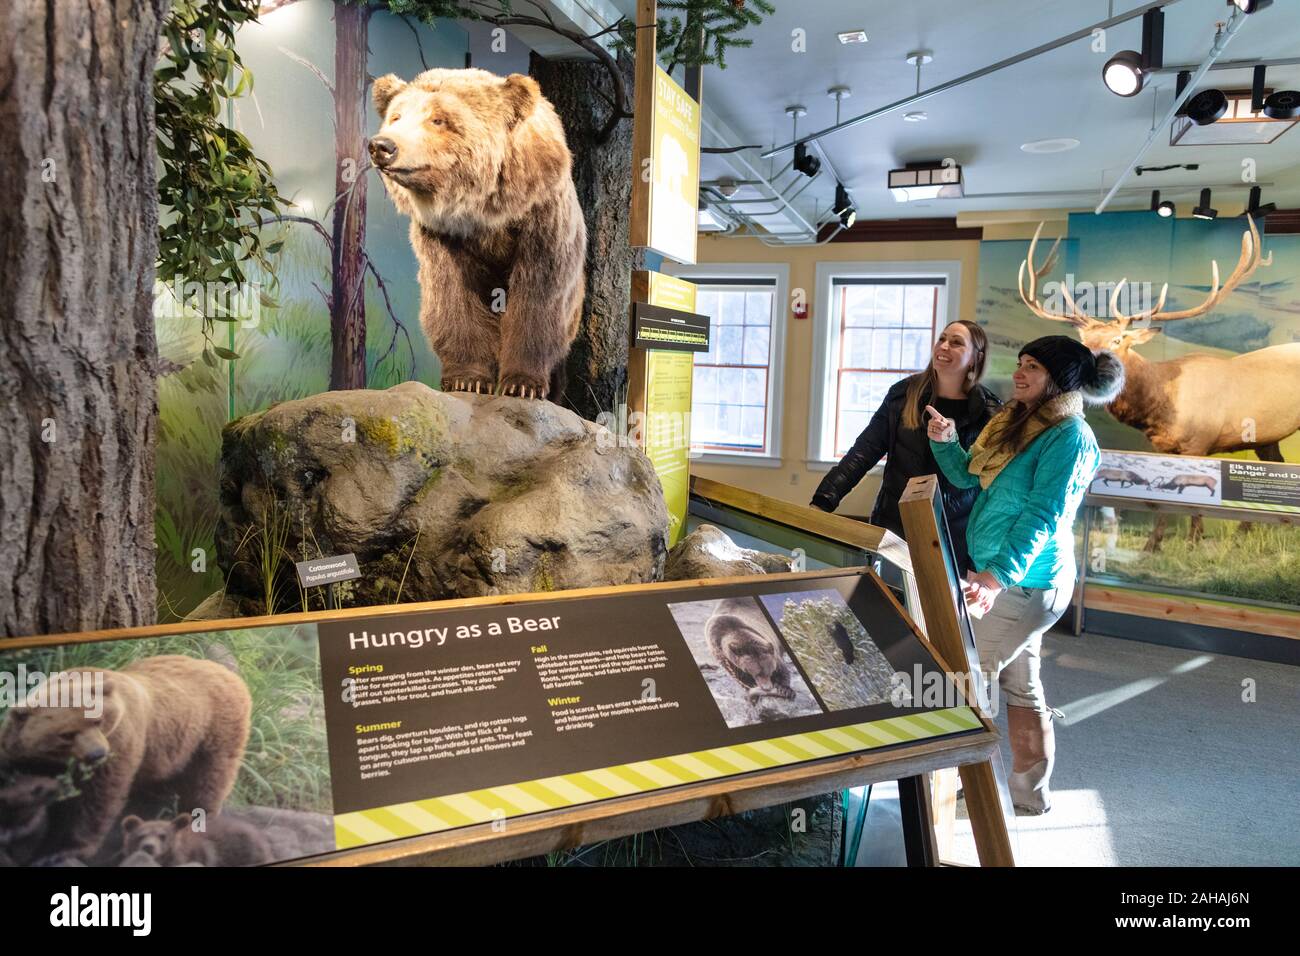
155 0 285 365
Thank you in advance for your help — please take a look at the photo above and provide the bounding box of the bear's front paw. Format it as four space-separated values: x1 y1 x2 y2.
497 373 549 401
442 374 496 396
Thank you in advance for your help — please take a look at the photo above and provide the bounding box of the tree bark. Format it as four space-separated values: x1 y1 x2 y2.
0 0 166 637
330 2 370 390
531 51 638 422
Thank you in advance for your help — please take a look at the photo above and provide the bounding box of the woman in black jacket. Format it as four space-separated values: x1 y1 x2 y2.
811 320 999 573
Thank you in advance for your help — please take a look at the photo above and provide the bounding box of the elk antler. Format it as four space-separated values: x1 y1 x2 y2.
1017 223 1093 327
1111 214 1272 327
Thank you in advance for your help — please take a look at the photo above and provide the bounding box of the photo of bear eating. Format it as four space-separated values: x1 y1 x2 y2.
369 68 587 402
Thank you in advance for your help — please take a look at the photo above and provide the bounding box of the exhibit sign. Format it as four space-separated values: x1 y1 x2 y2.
638 272 704 549
0 571 984 865
630 0 701 265
1088 449 1300 514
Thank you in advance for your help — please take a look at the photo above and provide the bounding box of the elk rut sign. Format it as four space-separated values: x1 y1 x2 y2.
1019 216 1300 462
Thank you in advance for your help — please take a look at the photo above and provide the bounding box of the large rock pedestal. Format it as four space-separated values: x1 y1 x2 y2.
216 383 668 611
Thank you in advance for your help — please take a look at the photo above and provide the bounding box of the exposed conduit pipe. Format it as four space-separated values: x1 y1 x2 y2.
1095 7 1248 213
760 0 1186 159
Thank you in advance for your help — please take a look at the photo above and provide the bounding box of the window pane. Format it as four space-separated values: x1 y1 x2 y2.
837 410 870 455
740 406 765 448
716 404 741 443
841 286 875 327
745 291 772 326
696 290 720 320
743 326 770 365
691 403 718 444
904 285 937 328
693 366 718 403
718 366 745 399
874 284 902 320
719 291 745 325
742 367 766 405
843 328 872 368
902 329 929 370
718 326 744 364
871 329 902 368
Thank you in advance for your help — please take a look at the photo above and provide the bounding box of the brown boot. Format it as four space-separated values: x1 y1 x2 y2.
1006 704 1056 814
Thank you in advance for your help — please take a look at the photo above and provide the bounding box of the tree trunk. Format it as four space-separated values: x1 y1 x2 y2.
330 2 370 391
0 0 166 637
531 52 638 422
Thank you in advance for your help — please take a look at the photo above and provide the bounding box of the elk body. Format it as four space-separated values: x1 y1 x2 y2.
1156 474 1218 494
1019 216 1295 549
1095 467 1148 488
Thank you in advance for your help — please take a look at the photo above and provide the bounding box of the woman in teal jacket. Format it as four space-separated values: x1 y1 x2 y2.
926 335 1123 814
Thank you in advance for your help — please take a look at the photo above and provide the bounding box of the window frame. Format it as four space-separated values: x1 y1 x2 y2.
807 260 962 468
664 261 788 467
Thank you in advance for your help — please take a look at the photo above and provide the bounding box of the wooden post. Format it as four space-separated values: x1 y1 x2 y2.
899 474 1016 867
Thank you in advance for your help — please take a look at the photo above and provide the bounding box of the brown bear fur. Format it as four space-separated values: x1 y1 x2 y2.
0 770 62 866
705 598 796 701
120 812 272 867
0 655 252 861
369 68 586 401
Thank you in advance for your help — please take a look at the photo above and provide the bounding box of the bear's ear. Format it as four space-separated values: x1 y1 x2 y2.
122 815 142 833
502 74 540 128
172 813 192 831
373 74 407 118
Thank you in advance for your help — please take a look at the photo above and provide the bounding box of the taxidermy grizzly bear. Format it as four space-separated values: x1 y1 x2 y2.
369 68 586 402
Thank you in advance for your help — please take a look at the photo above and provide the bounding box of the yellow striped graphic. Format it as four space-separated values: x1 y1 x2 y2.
333 706 982 850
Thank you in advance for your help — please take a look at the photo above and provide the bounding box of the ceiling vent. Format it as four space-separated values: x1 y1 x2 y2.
888 162 964 202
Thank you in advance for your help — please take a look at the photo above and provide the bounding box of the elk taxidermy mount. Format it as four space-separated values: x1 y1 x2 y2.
1018 215 1299 463
1018 216 1299 550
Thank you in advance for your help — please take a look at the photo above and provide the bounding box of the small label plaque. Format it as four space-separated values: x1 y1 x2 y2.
295 553 362 588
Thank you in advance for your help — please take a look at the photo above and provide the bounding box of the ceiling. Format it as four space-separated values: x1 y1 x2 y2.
682 0 1300 235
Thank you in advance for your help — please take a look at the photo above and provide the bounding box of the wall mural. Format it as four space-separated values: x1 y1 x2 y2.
155 3 466 619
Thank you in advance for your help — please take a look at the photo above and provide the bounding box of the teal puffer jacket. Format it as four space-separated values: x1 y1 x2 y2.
929 415 1100 590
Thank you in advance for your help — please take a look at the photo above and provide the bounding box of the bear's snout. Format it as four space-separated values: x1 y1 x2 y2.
368 136 398 168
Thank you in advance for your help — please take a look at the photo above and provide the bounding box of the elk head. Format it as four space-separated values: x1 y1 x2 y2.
1017 215 1273 358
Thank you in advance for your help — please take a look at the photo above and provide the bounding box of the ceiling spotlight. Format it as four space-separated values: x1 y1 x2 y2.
1102 8 1163 98
1192 188 1218 220
1151 190 1175 218
1232 0 1273 12
1183 88 1229 125
1103 50 1147 97
833 182 857 229
1244 185 1277 218
793 142 821 178
1263 89 1300 120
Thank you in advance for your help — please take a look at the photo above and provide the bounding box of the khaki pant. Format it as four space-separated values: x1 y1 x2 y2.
973 584 1071 713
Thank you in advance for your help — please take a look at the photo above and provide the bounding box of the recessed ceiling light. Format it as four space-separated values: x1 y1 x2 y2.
838 30 868 44
903 111 928 122
1020 137 1081 154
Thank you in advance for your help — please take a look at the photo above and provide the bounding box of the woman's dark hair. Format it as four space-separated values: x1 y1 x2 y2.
901 320 988 431
984 375 1063 455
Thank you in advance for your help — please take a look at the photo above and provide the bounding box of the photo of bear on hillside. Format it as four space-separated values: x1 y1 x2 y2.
668 597 822 728
758 590 899 713
0 625 332 867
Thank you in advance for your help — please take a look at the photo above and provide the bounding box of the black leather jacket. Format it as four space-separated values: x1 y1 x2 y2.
810 376 1000 573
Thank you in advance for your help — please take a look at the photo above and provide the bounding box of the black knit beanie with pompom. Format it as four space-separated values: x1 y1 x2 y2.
1019 335 1125 406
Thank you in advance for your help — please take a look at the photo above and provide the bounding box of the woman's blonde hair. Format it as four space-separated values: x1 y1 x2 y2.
900 320 988 430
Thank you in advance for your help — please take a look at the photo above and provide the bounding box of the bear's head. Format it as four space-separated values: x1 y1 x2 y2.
368 68 571 234
121 814 190 861
0 670 121 770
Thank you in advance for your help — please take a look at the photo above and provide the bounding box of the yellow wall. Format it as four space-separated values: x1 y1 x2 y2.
690 233 983 515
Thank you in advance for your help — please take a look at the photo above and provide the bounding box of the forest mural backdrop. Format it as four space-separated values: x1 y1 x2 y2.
156 2 467 619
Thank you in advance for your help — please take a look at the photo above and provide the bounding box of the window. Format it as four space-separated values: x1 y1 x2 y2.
666 263 788 465
692 281 774 453
809 261 960 464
